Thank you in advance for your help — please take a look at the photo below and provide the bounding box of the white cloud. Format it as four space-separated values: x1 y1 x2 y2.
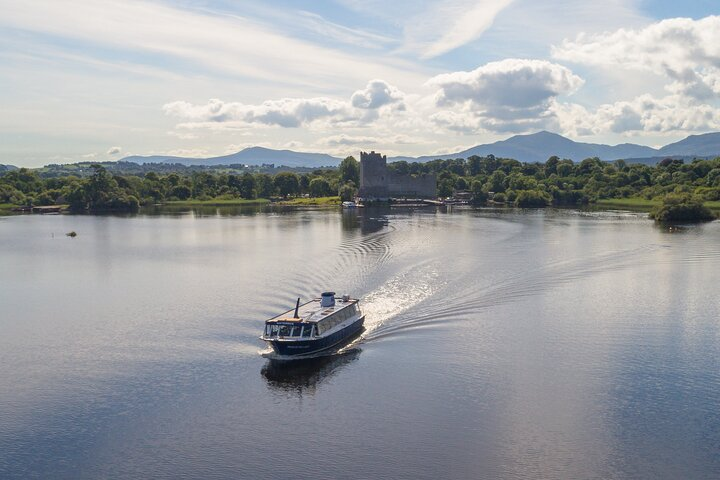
163 97 349 128
320 133 425 147
426 59 583 133
321 134 380 146
553 16 720 100
403 0 515 58
351 80 405 109
552 94 720 137
164 79 407 130
0 0 428 92
107 146 122 155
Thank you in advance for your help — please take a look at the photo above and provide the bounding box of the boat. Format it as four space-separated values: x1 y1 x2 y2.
261 292 364 358
342 201 358 208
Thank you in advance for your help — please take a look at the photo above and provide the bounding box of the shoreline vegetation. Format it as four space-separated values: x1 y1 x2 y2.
2 154 720 221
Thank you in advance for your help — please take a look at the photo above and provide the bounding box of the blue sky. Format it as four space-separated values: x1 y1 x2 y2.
1 0 719 166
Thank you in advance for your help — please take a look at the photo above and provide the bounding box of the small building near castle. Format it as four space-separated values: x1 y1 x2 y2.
358 151 436 200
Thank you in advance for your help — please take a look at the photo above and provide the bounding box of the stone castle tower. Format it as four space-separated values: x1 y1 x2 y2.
359 151 389 199
358 151 436 200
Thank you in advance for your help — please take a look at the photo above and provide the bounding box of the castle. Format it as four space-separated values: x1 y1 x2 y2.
358 151 436 200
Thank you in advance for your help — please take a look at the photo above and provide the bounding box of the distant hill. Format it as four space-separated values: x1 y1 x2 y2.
389 131 720 164
115 131 720 169
0 164 18 172
657 132 720 157
122 146 341 169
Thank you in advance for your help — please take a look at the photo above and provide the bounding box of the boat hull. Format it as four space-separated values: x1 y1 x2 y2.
266 315 364 357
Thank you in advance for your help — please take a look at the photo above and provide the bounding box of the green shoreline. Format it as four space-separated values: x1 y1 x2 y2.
596 197 720 212
163 198 270 207
163 196 340 207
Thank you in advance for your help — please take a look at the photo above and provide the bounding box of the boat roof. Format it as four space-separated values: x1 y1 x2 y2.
266 297 358 324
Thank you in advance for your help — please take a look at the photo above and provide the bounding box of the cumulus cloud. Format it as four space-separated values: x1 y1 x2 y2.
321 134 380 146
320 133 425 147
429 59 583 108
552 94 720 137
165 79 407 131
163 97 348 128
553 16 720 100
107 146 122 155
351 79 405 109
426 59 583 133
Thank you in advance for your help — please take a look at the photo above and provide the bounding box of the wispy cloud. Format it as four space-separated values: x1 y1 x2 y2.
0 0 428 91
404 0 515 58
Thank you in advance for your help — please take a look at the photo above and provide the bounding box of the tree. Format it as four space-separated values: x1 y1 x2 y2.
338 156 360 185
470 180 487 204
273 172 300 198
468 155 483 176
338 182 357 202
255 174 275 198
239 173 256 199
309 177 332 197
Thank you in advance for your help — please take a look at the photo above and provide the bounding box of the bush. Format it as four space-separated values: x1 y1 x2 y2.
649 193 715 222
514 189 551 208
492 192 507 203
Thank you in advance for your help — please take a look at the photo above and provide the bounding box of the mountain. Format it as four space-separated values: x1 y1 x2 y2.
117 131 720 169
390 130 720 164
658 132 720 157
394 131 659 163
0 164 18 172
122 147 341 168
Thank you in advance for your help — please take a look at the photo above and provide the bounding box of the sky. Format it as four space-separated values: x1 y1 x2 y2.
1 0 719 167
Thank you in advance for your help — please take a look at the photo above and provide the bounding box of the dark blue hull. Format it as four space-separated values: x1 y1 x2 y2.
268 316 365 357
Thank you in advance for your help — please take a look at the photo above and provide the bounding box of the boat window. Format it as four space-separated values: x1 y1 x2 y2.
291 325 301 337
278 325 292 337
301 325 312 337
268 324 279 336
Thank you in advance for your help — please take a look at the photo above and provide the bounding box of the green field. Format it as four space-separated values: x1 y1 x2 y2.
276 196 341 206
596 197 720 212
164 198 271 207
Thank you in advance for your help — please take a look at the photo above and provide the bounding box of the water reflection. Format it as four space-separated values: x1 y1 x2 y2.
261 347 362 394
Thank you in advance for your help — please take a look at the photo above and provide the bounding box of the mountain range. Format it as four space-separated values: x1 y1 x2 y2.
121 146 341 168
118 131 720 167
389 131 720 164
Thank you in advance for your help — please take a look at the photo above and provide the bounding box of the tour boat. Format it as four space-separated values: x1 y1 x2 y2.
261 292 364 358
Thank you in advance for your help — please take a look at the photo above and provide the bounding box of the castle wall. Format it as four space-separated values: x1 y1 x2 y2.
387 173 437 198
359 150 437 199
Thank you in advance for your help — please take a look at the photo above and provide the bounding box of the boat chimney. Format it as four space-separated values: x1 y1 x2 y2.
320 292 335 307
293 297 300 318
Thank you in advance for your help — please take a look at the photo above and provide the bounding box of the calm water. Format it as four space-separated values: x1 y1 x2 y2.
1 206 719 479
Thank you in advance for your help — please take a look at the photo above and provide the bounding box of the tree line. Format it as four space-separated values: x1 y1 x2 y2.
0 157 360 212
2 153 720 213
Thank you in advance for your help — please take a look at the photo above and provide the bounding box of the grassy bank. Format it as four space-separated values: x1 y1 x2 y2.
276 196 341 206
164 198 271 207
596 197 720 212
595 198 658 211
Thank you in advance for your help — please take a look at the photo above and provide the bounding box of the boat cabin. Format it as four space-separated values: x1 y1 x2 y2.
264 322 316 338
263 292 360 340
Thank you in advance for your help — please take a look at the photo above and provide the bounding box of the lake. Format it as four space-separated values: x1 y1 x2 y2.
1 206 719 479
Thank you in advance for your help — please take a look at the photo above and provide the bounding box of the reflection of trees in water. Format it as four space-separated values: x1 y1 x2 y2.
140 205 268 218
261 345 362 394
341 207 391 234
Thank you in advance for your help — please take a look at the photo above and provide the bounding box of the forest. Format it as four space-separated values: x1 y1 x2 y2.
2 154 720 219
